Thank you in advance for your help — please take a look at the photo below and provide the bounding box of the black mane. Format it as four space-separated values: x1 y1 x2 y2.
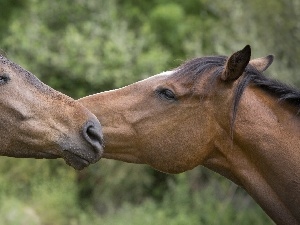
175 55 300 106
174 56 300 134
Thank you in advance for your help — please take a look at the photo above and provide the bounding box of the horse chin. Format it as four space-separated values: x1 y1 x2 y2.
36 152 60 159
103 152 143 164
22 150 94 170
61 150 91 170
154 166 187 174
147 160 191 174
58 137 103 170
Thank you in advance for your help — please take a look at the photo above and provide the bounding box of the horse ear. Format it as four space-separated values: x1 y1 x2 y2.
221 45 251 81
249 55 274 72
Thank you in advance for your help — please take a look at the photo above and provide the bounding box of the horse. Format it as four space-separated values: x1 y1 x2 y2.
79 45 300 224
0 54 104 170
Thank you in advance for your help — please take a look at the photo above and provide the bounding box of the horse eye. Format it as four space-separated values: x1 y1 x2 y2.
0 74 10 85
157 88 177 101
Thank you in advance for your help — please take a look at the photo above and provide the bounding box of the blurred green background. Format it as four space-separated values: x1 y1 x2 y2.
1 0 299 224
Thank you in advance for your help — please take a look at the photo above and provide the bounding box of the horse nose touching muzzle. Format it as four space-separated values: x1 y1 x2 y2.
62 119 104 170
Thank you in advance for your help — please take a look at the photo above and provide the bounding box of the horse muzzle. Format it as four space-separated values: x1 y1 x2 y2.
61 119 104 170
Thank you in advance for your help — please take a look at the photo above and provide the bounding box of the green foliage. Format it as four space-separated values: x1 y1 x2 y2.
2 0 171 98
0 0 28 41
76 160 154 212
149 3 185 51
0 0 298 224
0 163 273 225
0 158 78 224
0 198 40 225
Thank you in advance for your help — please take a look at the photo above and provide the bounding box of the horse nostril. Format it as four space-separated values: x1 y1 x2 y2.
82 121 104 154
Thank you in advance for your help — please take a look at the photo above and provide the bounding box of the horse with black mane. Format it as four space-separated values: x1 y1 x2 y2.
79 45 300 224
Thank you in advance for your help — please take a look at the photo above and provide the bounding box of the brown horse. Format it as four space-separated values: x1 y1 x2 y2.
79 45 300 224
0 54 103 170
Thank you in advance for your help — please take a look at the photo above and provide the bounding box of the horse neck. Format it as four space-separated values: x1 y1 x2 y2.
207 86 300 225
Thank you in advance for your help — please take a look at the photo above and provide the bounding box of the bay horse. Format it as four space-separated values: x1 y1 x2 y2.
79 45 300 224
0 54 103 170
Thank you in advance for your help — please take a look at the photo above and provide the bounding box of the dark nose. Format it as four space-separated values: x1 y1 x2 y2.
82 120 104 155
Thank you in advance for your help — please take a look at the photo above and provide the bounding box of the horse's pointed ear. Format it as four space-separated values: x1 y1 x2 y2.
249 55 274 72
221 45 251 81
